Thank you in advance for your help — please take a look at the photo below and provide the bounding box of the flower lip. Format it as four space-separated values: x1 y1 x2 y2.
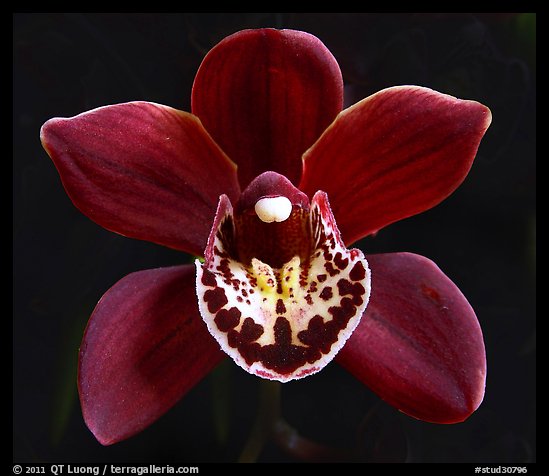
196 187 371 382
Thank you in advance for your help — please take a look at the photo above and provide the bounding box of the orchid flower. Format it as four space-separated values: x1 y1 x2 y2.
40 28 491 446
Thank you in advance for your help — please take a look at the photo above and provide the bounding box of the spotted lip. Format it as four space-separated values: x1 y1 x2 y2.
196 182 371 382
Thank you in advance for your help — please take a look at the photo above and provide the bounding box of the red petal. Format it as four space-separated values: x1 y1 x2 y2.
299 86 492 245
192 28 343 189
336 252 486 423
78 265 225 445
41 102 240 256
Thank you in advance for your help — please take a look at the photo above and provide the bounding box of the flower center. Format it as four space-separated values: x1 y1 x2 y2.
232 172 312 269
196 171 371 382
254 196 292 223
234 203 311 269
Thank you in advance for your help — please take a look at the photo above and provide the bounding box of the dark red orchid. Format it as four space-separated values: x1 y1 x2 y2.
40 28 491 446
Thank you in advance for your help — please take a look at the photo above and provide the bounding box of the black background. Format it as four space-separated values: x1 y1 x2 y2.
13 13 536 463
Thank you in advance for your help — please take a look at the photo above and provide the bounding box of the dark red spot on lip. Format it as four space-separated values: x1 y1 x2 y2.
334 252 349 270
337 279 353 295
273 315 292 345
201 268 217 287
260 317 322 375
231 279 241 290
229 340 261 366
203 287 228 313
214 307 241 332
227 318 265 365
349 261 366 281
298 315 338 354
216 258 233 280
213 245 228 258
227 316 264 345
317 274 327 283
240 318 264 341
324 261 339 277
298 297 361 355
276 299 287 315
299 264 310 287
329 297 359 325
319 286 333 301
337 279 365 305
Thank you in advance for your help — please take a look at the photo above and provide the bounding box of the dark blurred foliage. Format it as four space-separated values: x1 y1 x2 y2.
13 13 535 463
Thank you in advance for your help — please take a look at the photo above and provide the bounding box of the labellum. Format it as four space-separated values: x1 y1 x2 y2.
196 172 371 381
